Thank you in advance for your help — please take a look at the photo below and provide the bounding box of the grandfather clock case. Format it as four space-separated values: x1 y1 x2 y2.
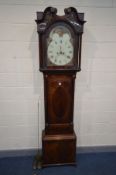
36 7 85 167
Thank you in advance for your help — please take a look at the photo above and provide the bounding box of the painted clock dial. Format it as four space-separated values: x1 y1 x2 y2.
47 25 74 66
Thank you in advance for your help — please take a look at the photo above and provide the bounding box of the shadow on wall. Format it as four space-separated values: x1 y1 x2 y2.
74 25 98 145
28 23 44 149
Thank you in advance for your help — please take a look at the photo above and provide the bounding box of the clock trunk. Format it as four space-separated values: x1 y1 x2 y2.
42 73 76 166
44 73 75 135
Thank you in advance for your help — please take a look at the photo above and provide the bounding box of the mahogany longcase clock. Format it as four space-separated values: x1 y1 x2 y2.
35 7 85 167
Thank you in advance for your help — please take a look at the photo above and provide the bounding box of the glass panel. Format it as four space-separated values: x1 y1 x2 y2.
47 25 74 66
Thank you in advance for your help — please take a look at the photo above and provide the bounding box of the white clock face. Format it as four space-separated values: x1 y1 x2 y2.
47 25 74 66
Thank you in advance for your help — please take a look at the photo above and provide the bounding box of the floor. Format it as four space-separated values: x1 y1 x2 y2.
0 152 116 175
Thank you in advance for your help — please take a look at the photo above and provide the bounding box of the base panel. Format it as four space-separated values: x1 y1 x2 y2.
42 130 76 167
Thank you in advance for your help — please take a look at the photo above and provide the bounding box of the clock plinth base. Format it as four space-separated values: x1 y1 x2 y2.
42 130 76 167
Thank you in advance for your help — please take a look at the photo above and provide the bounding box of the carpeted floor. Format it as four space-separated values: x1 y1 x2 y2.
0 152 116 175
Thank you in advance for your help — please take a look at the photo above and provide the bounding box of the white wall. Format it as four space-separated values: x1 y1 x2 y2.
0 0 116 150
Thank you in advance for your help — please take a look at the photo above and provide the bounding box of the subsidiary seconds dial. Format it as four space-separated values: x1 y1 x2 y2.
47 26 74 66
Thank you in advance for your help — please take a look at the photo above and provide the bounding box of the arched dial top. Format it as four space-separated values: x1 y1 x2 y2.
47 25 74 66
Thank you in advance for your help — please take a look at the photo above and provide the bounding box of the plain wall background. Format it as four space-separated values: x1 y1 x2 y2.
0 0 116 150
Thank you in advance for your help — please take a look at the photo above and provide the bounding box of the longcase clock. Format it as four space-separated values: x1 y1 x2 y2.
35 7 85 167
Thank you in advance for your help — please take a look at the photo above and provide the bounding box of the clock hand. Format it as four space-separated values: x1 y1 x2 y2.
60 46 62 53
